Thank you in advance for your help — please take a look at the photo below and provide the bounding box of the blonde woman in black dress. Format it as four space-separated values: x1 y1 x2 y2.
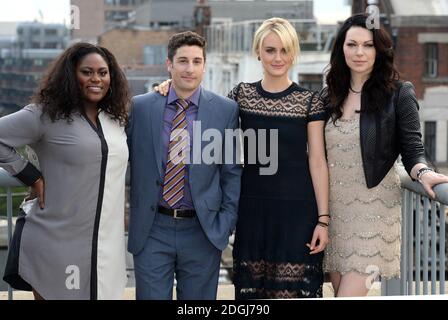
228 18 329 299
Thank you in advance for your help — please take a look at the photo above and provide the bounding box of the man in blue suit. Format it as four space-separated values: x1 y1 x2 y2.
127 31 242 300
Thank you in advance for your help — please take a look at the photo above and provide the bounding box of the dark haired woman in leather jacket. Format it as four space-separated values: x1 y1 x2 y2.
321 13 448 297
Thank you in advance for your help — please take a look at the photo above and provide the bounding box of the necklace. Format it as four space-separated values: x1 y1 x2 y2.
349 86 361 94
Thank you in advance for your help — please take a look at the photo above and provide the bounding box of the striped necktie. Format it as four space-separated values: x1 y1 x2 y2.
162 98 189 207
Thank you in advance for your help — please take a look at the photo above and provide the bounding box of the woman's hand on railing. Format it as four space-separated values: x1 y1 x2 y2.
153 79 171 96
419 171 448 200
30 177 45 209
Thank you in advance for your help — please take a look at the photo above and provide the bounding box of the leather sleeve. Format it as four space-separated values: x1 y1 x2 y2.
395 81 427 175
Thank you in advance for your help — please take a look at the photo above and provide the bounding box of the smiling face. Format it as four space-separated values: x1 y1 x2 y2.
259 31 293 79
76 53 110 109
166 45 205 98
343 26 376 77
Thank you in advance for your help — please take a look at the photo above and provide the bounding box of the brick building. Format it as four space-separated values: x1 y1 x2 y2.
71 0 145 43
98 27 173 95
99 27 174 65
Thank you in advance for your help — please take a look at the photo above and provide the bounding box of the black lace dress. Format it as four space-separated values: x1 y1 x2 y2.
228 81 326 299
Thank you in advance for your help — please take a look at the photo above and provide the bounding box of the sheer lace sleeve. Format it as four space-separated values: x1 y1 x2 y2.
307 92 326 122
227 82 243 102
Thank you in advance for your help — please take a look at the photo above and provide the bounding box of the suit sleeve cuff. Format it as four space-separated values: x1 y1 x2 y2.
14 162 42 186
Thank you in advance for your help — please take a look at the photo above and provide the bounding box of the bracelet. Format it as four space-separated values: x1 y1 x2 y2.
318 214 331 218
317 221 329 228
416 167 434 181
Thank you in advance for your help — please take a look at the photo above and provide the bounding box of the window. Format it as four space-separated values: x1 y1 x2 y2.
143 45 167 65
208 69 213 91
44 29 57 36
106 10 129 21
31 28 41 35
33 59 43 67
44 42 58 49
424 121 436 162
425 43 438 78
222 70 231 96
299 74 323 92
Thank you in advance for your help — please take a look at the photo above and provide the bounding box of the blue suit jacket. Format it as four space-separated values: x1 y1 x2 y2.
127 88 242 254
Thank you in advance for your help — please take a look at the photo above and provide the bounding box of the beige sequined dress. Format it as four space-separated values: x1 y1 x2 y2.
324 115 401 279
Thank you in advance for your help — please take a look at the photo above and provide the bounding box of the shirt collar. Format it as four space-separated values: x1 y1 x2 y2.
167 85 201 107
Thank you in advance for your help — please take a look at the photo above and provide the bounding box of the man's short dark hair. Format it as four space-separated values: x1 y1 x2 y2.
167 31 206 61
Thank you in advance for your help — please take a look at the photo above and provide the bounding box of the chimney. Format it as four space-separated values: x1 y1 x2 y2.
193 0 211 36
352 0 368 15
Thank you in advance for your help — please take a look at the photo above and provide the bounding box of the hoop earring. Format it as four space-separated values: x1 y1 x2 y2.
257 56 261 61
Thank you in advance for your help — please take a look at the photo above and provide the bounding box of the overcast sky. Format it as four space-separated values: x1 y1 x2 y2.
0 0 351 24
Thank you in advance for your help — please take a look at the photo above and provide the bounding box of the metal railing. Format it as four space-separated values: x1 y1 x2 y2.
382 165 447 296
2 166 447 299
0 168 24 300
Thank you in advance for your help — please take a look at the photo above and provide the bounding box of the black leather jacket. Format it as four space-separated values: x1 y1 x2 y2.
322 81 427 188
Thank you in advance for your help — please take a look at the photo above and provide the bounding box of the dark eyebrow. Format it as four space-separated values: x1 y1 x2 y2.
347 39 373 44
79 66 108 70
176 56 203 61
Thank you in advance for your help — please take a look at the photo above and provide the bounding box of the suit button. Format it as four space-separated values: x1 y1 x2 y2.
150 206 155 211
156 180 161 186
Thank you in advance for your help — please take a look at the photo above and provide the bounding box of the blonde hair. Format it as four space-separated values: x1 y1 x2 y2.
252 17 300 64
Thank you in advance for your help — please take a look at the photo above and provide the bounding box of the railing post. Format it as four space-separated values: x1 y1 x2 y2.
381 278 401 296
423 198 430 295
440 204 446 294
1 168 25 300
431 201 437 294
400 189 408 295
407 190 414 295
415 195 421 295
6 187 13 300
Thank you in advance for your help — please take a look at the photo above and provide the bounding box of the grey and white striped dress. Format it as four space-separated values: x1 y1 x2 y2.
0 104 128 299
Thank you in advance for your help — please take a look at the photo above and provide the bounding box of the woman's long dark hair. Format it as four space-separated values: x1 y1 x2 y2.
32 42 130 126
325 13 400 122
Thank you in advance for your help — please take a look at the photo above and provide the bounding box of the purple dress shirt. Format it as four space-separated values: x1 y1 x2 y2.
158 86 201 210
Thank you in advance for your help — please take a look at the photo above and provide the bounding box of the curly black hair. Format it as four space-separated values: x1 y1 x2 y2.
324 13 400 123
32 42 130 126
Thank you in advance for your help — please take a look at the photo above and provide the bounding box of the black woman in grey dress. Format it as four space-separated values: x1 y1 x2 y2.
0 43 130 299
